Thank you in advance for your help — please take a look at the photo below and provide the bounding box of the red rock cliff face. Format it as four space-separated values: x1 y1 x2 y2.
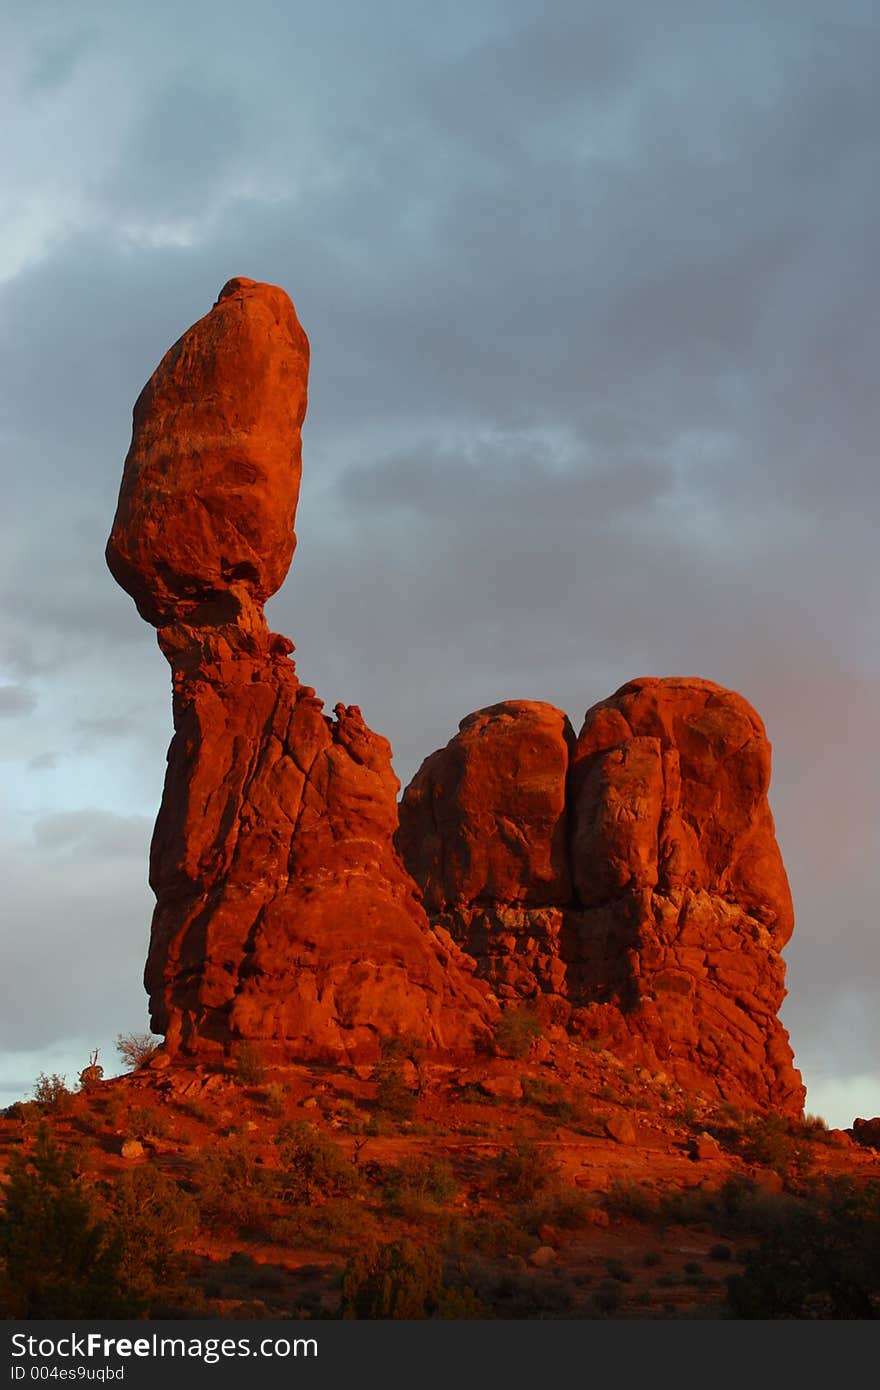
398 679 804 1113
107 279 493 1060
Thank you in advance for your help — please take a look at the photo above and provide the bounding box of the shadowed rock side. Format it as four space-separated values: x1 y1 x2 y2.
107 279 493 1060
397 679 804 1114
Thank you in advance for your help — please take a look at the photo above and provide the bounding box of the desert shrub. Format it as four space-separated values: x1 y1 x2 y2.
709 1242 733 1262
740 1114 812 1181
523 1186 595 1232
382 1155 458 1211
799 1113 833 1145
32 1073 72 1114
372 1038 419 1120
453 1215 532 1259
592 1280 624 1314
660 1187 720 1226
712 1174 796 1235
116 1033 160 1070
340 1240 485 1319
275 1121 360 1203
126 1104 171 1139
520 1075 594 1128
727 1180 880 1318
706 1111 814 1181
492 1140 558 1201
434 1284 493 1318
488 1271 576 1318
602 1181 659 1222
670 1096 701 1130
104 1165 198 1312
197 1137 274 1234
262 1083 287 1117
4 1099 43 1124
234 1042 267 1086
0 1124 137 1317
493 1007 541 1060
273 1198 377 1252
177 1096 215 1124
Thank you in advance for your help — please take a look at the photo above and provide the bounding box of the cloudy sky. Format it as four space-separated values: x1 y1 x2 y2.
2 0 878 1125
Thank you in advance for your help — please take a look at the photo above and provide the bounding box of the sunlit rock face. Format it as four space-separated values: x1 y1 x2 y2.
107 279 495 1061
398 678 804 1114
107 278 309 629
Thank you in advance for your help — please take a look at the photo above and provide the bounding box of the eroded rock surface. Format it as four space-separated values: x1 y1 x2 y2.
108 279 493 1060
107 277 309 628
398 679 804 1112
397 701 575 1003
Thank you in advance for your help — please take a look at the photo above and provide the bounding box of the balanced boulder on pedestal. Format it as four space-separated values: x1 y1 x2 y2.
107 278 493 1061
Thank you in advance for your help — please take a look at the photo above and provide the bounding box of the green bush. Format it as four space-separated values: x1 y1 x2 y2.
740 1114 811 1181
262 1083 287 1117
493 1007 541 1060
372 1038 419 1120
523 1186 595 1232
234 1042 267 1086
727 1181 880 1318
272 1198 377 1253
197 1137 274 1234
104 1166 198 1312
492 1140 558 1201
340 1240 488 1319
32 1073 72 1114
341 1240 442 1318
275 1121 360 1203
126 1104 171 1139
0 1124 137 1317
381 1155 458 1211
602 1181 658 1222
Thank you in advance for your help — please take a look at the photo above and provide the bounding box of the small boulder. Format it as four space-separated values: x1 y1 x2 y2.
688 1132 722 1161
752 1166 784 1194
479 1075 524 1101
537 1223 561 1246
529 1245 556 1268
604 1113 637 1145
852 1117 880 1150
120 1139 144 1160
586 1206 610 1228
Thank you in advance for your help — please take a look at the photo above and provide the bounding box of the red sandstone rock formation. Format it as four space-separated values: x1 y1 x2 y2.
398 679 804 1113
107 279 493 1060
107 278 309 628
397 701 576 1002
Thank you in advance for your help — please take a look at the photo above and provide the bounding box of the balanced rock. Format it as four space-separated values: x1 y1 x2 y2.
108 279 494 1061
107 277 309 627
